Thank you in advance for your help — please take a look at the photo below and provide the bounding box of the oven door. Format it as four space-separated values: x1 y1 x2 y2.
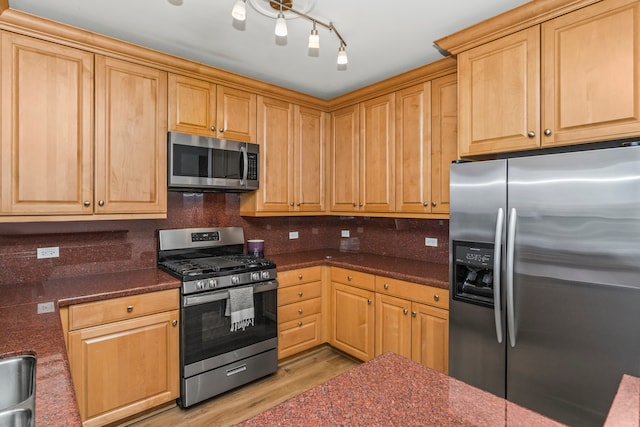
181 280 278 378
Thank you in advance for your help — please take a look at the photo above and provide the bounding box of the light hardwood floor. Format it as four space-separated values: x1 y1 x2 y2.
124 346 360 427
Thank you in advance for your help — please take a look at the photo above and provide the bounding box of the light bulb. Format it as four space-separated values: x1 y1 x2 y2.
275 12 288 37
231 0 246 21
308 29 320 49
337 45 348 65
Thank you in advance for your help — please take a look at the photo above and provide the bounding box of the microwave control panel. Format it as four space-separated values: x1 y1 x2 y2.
247 152 258 180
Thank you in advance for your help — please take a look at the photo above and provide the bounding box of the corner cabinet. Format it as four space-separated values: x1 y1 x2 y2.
168 73 256 142
240 97 326 215
458 0 640 156
0 31 167 220
62 289 179 427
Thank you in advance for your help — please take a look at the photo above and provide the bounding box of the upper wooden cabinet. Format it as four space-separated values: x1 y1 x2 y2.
168 73 256 142
458 0 640 156
239 97 326 215
0 32 167 220
395 74 457 215
330 94 395 214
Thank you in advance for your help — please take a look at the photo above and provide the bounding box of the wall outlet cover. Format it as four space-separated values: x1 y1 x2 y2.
425 237 438 247
289 231 299 239
341 230 350 238
37 246 59 259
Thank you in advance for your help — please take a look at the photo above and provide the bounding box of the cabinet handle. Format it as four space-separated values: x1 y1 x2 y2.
98 200 105 207
384 283 389 290
296 202 301 207
403 308 409 315
347 275 352 281
127 305 133 313
83 200 91 207
412 311 417 317
298 274 303 280
298 308 303 314
298 291 303 297
219 128 225 132
172 320 178 326
367 299 372 304
359 202 363 207
210 125 216 131
290 202 294 207
434 294 440 302
423 201 428 207
352 202 357 207
544 128 552 136
432 201 437 207
298 321 303 327
527 131 536 138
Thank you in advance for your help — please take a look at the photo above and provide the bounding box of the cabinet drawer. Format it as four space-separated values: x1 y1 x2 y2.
278 297 321 323
278 313 322 359
278 282 321 306
278 267 322 287
331 267 375 291
375 276 448 310
68 289 179 330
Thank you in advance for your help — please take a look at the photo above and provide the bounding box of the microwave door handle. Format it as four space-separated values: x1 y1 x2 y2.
240 145 248 185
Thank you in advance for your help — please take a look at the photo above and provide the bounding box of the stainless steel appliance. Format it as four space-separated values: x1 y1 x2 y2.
158 227 278 408
168 131 259 192
449 145 640 427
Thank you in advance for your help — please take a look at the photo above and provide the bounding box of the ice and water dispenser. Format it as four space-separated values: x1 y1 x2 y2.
452 241 495 307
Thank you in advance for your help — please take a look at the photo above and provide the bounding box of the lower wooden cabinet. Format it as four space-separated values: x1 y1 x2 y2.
62 289 179 427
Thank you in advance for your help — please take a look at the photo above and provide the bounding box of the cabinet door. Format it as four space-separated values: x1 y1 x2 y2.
411 302 449 374
331 282 375 361
278 313 322 360
95 56 167 215
395 82 432 213
458 26 540 156
217 85 256 143
0 32 93 215
430 73 458 214
294 106 325 212
375 293 412 359
360 94 395 212
68 310 179 425
541 0 640 146
256 96 294 212
330 104 359 212
168 73 216 136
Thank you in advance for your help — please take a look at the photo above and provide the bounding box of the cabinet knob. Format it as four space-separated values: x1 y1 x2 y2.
127 305 134 313
83 200 91 207
298 321 303 327
412 311 417 317
432 201 437 207
423 202 428 207
219 128 225 132
353 202 357 207
210 125 216 131
434 294 440 302
290 202 294 206
298 308 303 314
384 283 389 290
359 202 363 207
172 320 178 326
527 131 536 138
296 202 301 207
98 200 105 207
403 308 409 315
367 299 372 304
298 274 303 280
544 128 552 136
298 291 303 297
347 275 352 281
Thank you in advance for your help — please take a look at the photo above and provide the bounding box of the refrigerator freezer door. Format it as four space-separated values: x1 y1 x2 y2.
507 146 640 427
449 159 507 398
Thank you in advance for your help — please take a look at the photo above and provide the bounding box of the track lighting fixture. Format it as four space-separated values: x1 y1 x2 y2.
232 0 348 67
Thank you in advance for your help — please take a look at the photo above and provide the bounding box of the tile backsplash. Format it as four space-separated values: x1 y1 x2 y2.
0 192 449 285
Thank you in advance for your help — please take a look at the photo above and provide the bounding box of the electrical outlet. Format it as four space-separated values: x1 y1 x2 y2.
425 238 438 247
289 231 299 239
37 247 59 259
37 302 55 314
341 230 350 238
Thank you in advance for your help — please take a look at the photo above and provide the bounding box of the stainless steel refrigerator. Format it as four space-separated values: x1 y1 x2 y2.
449 145 640 427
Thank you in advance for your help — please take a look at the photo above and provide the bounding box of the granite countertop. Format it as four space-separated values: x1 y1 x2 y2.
270 249 449 290
237 352 567 427
0 268 180 427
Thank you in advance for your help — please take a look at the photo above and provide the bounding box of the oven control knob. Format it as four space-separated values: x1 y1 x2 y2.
196 280 205 290
208 279 217 288
231 276 239 284
261 271 270 279
251 272 260 281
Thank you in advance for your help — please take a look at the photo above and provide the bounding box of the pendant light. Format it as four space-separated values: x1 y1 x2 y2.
274 3 288 37
231 0 246 21
308 21 319 49
337 43 348 65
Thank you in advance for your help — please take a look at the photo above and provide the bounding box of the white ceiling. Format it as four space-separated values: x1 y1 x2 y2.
7 0 530 99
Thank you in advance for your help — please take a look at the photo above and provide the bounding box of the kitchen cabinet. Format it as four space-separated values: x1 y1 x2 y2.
240 98 326 215
0 33 167 220
395 74 457 214
277 267 324 359
458 0 640 156
330 94 395 214
63 289 179 427
330 267 375 361
375 276 449 373
168 73 256 142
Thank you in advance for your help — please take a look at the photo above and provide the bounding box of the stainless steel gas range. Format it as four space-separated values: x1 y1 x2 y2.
158 227 278 408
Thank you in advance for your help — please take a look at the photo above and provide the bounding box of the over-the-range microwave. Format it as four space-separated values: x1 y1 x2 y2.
168 131 259 192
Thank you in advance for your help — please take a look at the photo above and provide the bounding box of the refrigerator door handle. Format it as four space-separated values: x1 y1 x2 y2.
506 207 517 347
493 208 504 344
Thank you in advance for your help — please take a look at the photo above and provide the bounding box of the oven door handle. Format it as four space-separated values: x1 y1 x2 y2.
183 280 279 307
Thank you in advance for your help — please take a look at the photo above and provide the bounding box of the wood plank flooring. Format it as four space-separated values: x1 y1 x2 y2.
124 346 360 427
